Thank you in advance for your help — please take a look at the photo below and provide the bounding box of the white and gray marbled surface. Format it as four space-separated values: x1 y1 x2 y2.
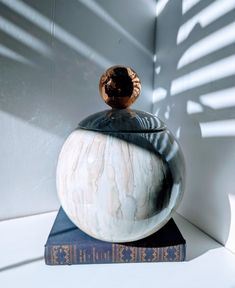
57 129 184 242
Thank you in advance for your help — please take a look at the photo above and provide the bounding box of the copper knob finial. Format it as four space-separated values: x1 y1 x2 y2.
99 65 141 109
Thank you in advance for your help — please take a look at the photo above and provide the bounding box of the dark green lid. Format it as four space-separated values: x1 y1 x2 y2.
78 109 166 133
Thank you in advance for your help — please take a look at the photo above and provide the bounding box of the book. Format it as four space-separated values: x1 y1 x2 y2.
44 207 186 265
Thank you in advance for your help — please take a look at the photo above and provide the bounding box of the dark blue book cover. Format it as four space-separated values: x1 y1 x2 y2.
45 208 186 265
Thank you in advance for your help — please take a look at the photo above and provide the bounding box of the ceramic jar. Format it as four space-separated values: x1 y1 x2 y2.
56 66 185 242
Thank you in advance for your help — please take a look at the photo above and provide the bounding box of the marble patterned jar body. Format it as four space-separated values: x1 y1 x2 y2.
56 109 185 242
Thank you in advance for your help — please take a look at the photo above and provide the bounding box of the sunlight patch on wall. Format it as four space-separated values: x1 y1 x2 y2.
175 127 181 139
182 0 202 15
1 0 112 68
1 0 51 32
153 54 157 63
186 100 203 114
0 16 52 57
155 108 160 116
78 0 152 58
153 87 167 103
155 65 161 74
178 21 235 69
0 44 33 65
200 87 235 109
200 119 235 138
156 0 170 17
171 54 235 95
164 105 171 120
53 23 112 68
0 110 63 141
177 0 235 44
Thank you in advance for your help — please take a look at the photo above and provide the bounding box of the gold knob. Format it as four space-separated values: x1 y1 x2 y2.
99 66 141 109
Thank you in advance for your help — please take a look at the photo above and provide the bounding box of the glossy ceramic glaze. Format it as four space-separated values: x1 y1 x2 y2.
57 109 185 242
99 66 141 109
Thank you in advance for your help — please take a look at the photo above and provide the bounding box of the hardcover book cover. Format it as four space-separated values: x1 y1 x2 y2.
45 208 186 265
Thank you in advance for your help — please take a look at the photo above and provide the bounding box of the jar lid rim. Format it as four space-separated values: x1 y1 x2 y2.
78 109 166 133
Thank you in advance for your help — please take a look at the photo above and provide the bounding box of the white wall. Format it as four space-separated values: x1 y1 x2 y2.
154 0 235 253
1 0 235 256
0 0 156 220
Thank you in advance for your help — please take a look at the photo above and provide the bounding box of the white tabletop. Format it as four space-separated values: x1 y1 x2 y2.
0 211 235 288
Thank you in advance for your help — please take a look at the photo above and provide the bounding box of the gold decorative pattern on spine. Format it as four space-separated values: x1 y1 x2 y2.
112 244 115 263
152 248 159 261
51 245 71 265
73 244 77 263
141 248 146 262
92 247 96 263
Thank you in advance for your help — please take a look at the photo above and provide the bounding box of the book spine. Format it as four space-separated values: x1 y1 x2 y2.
45 243 186 265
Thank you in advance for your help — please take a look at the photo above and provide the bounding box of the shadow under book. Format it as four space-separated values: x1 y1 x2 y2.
45 208 186 265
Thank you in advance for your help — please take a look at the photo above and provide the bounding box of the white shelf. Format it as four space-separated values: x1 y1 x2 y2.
0 211 235 288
